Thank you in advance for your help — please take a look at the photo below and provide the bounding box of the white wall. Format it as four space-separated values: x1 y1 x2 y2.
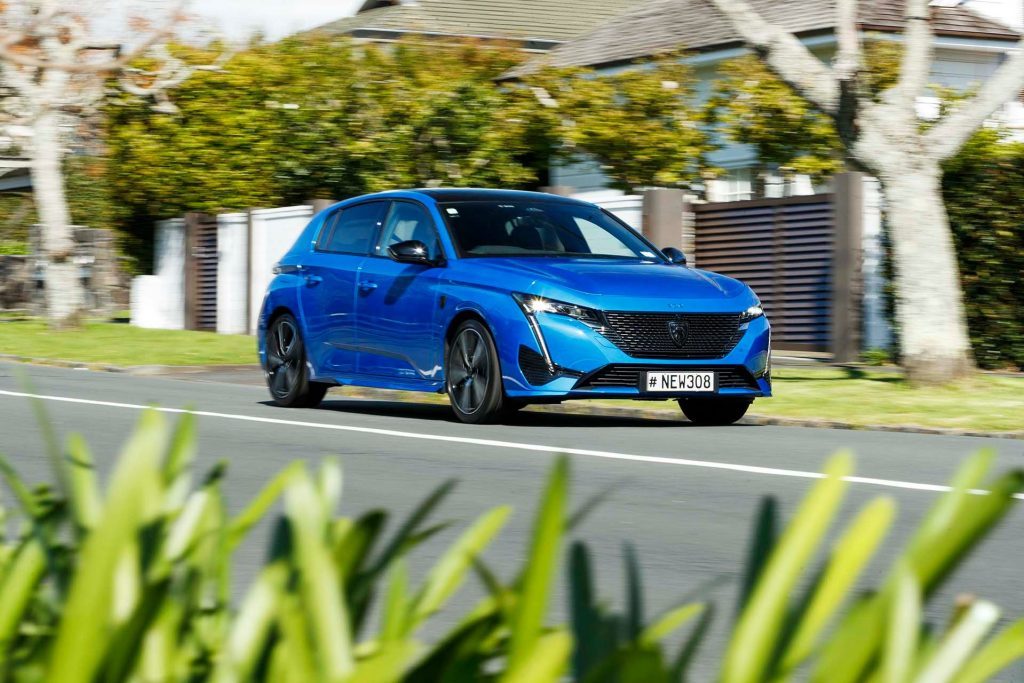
217 213 249 335
249 205 314 334
571 189 644 230
132 218 185 330
964 0 1024 29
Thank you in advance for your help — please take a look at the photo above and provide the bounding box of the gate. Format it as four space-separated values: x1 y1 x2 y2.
184 213 219 331
693 194 835 352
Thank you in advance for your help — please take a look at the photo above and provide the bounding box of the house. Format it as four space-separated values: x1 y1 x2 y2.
508 0 1023 201
311 0 635 51
0 157 30 193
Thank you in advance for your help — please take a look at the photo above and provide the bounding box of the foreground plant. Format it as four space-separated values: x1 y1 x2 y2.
0 404 1021 681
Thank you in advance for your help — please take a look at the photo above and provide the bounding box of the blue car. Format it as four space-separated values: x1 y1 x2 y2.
258 189 771 424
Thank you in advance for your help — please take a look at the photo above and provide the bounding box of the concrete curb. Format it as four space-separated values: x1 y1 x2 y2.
0 354 260 375
2 355 1021 440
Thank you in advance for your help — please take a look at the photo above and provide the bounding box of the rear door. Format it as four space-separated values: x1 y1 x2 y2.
355 200 447 382
298 201 387 375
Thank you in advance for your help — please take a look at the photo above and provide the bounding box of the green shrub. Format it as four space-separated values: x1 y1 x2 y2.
1 406 1022 681
943 129 1024 371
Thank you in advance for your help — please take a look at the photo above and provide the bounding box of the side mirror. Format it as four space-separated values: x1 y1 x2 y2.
662 247 688 266
388 239 436 266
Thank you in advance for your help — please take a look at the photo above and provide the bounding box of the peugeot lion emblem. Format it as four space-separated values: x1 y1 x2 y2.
667 318 689 347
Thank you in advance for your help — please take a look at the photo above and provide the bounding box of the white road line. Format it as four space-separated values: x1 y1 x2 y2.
1 389 1021 501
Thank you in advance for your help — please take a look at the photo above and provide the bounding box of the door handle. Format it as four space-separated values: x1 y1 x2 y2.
305 274 323 287
358 280 378 292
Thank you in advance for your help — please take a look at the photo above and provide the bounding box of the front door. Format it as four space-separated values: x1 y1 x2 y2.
298 201 387 376
355 200 446 382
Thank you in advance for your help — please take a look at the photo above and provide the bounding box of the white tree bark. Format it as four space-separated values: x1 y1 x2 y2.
32 105 84 327
704 0 1024 383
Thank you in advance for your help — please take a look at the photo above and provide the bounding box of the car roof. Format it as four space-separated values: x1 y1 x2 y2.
345 188 592 206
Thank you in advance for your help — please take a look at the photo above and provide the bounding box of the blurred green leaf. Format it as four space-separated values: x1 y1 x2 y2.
882 563 920 683
723 452 852 683
505 456 569 676
915 599 1000 683
410 505 511 630
781 496 896 672
285 467 354 682
955 617 1024 683
48 409 167 683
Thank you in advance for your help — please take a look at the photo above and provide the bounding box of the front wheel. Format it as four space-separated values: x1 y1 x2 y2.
678 397 752 426
266 313 328 408
446 320 508 424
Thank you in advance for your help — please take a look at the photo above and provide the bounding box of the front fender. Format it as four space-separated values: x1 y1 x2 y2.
440 284 538 392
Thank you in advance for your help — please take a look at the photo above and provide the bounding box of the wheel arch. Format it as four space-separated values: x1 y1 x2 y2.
444 309 494 350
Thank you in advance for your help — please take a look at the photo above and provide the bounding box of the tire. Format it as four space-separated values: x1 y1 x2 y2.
678 397 752 426
265 313 329 408
446 319 507 424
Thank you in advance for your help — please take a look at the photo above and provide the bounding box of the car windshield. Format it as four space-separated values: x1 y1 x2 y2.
439 200 664 261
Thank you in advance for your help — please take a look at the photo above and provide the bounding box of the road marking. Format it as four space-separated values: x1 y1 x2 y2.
1 388 1021 501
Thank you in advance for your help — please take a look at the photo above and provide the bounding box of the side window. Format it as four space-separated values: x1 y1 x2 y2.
377 202 441 260
315 211 341 251
321 202 386 255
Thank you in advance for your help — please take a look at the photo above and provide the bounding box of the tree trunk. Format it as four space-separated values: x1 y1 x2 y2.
31 109 84 329
878 161 974 384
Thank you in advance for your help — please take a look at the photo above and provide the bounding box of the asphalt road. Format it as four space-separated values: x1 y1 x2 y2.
1 361 1022 677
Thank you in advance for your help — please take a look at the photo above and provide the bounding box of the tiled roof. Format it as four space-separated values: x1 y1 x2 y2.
507 0 1021 76
313 0 635 46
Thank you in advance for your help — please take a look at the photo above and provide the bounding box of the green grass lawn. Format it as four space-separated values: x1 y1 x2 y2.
602 367 1023 433
1 320 1020 432
0 320 255 367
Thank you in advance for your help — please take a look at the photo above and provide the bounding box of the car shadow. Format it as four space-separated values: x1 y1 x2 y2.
260 398 718 428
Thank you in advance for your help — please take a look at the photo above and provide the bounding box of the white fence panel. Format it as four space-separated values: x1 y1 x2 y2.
249 205 314 334
217 213 249 335
571 190 643 231
132 218 185 330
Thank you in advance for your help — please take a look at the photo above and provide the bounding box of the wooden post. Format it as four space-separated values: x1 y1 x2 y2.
305 199 337 213
831 172 864 363
642 188 685 255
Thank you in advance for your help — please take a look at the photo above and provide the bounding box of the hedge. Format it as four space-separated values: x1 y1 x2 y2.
943 130 1024 370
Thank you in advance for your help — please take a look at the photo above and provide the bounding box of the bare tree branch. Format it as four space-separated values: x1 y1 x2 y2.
704 0 839 113
926 38 1024 159
894 0 933 114
833 0 861 83
0 0 188 73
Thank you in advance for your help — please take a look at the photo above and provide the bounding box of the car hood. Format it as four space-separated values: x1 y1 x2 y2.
450 257 755 312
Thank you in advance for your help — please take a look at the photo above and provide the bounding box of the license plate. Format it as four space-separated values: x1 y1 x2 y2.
643 371 717 393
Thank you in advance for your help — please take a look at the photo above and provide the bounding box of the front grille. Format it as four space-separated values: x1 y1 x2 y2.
598 312 744 359
575 365 759 391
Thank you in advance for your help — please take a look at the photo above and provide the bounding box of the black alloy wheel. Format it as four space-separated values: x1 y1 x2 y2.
266 313 328 408
446 320 508 424
678 397 752 426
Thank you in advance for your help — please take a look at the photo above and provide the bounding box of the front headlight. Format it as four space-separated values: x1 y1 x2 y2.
739 301 764 322
512 293 602 326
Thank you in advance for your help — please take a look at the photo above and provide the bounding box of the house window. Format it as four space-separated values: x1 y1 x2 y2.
714 168 754 202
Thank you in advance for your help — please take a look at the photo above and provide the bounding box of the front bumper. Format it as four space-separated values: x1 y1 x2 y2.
501 311 772 401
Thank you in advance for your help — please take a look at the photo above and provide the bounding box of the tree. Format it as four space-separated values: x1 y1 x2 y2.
0 0 221 328
535 54 711 192
704 0 1024 384
705 40 902 184
104 37 559 238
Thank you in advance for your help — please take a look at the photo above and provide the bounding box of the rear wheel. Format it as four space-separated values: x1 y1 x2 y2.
678 397 752 426
446 320 507 424
266 313 328 408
